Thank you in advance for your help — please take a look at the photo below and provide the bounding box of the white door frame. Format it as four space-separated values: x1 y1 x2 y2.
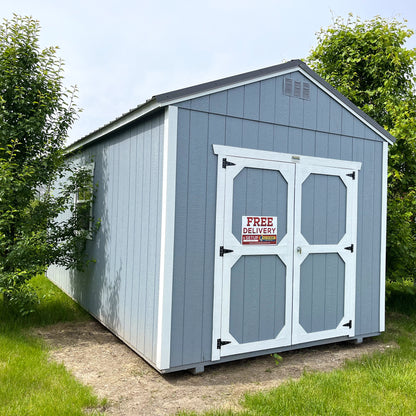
211 145 361 361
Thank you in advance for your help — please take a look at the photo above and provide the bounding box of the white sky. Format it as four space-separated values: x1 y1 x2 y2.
1 0 416 144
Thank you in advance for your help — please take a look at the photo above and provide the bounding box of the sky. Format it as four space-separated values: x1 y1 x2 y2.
1 0 416 144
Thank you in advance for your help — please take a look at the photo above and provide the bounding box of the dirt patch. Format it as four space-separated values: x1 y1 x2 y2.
33 320 393 416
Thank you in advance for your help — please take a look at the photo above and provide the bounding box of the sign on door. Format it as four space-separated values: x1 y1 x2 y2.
241 216 277 245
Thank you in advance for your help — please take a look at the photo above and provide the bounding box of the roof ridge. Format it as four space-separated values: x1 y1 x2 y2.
153 60 303 103
66 59 395 153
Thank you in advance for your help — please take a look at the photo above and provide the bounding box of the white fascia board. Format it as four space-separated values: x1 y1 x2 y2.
298 68 394 145
66 62 393 155
159 68 299 107
65 100 161 154
379 141 388 332
160 66 393 146
66 67 294 154
156 105 178 370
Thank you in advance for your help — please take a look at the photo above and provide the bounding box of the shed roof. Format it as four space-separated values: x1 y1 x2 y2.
67 59 395 153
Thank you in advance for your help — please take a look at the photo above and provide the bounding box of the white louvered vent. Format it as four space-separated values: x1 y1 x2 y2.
284 78 293 96
283 77 311 101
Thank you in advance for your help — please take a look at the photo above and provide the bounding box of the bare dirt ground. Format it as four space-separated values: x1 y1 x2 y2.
33 320 393 416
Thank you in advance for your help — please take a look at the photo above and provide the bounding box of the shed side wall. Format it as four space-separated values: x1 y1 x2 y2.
170 71 384 368
48 113 165 366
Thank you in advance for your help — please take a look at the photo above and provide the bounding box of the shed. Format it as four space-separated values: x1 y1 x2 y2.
48 59 394 374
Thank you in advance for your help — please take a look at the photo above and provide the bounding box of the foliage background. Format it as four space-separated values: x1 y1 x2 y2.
0 16 95 314
307 15 416 281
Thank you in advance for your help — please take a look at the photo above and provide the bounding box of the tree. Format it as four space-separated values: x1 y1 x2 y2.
307 15 416 281
0 15 95 313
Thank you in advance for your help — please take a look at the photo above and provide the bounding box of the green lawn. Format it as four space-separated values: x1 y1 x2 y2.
0 275 105 416
179 295 416 416
2 277 416 416
238 314 416 416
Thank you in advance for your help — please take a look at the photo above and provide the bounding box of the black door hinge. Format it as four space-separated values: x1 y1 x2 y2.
219 246 234 256
222 158 236 168
217 338 231 349
346 171 356 180
344 244 354 253
343 320 352 329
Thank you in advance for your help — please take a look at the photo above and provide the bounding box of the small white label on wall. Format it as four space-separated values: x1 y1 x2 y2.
241 216 277 245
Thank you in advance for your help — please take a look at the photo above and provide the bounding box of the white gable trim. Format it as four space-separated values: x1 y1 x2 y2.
66 100 161 153
66 68 300 154
67 63 394 154
159 67 299 107
298 68 394 145
159 66 394 146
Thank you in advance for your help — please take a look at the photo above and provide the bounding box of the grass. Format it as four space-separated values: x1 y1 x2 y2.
0 275 105 416
179 294 416 416
2 277 416 416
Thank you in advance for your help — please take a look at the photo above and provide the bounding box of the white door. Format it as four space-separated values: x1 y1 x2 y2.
211 145 360 360
291 164 359 344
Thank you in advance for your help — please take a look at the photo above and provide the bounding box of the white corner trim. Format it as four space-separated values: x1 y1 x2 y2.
156 105 178 370
298 68 394 145
379 141 388 332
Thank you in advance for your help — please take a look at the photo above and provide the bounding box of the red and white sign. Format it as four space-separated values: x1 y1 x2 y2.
241 216 277 245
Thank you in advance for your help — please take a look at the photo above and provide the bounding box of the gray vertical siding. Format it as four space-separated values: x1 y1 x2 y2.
171 70 384 367
48 112 165 366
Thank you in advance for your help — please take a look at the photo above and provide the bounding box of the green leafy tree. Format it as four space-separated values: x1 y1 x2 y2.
0 15 95 313
308 15 416 281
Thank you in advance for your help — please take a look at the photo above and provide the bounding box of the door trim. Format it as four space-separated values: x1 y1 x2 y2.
291 163 359 344
213 145 362 171
211 145 361 361
220 156 295 357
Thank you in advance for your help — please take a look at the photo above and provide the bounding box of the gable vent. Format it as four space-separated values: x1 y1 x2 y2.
303 82 311 100
283 77 311 101
284 78 293 96
294 81 302 98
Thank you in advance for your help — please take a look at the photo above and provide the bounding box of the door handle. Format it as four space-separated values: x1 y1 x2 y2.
296 246 302 254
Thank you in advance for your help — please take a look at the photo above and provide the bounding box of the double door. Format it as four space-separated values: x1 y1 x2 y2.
212 145 361 360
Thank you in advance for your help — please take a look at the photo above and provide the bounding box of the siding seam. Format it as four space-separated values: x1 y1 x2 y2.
175 107 384 144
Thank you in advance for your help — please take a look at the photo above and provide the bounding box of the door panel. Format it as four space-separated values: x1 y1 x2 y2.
212 146 360 360
219 156 295 357
229 255 286 343
299 253 345 333
292 164 358 344
232 168 288 245
301 174 347 245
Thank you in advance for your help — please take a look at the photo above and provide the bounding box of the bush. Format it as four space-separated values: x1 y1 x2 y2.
386 279 416 315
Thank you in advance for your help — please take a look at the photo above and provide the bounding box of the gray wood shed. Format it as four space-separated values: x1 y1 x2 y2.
48 60 394 374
